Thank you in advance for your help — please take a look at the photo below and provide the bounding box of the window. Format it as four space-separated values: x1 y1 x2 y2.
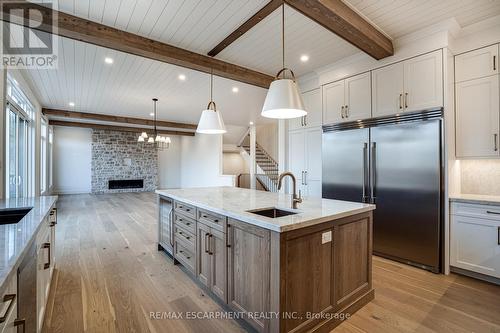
5 75 35 198
41 118 47 194
48 127 53 189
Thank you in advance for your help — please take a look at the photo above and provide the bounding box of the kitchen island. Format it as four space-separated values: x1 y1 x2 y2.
156 187 375 333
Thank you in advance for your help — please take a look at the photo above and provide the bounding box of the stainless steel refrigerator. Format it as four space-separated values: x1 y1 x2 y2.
322 109 444 273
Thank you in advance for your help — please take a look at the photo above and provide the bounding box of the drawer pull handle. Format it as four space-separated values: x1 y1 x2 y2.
486 210 500 215
186 222 191 226
42 242 51 269
14 318 26 333
202 215 207 218
0 294 16 323
186 209 190 212
179 218 182 221
498 226 500 245
214 219 219 223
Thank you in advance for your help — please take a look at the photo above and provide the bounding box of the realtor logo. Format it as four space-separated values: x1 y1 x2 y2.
1 1 58 69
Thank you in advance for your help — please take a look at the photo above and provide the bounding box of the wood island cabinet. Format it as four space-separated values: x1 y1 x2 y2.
159 196 373 333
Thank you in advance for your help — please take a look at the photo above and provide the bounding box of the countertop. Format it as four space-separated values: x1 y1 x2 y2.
156 187 375 232
0 196 58 290
450 193 500 206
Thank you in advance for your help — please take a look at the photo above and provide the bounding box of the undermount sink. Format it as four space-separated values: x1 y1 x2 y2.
0 207 33 225
247 207 298 218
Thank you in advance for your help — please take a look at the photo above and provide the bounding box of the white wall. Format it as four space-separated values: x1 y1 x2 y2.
158 136 181 189
256 123 278 161
223 152 248 175
180 134 234 188
53 126 92 194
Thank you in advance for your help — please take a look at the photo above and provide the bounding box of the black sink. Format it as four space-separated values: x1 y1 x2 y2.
0 207 33 225
247 207 297 218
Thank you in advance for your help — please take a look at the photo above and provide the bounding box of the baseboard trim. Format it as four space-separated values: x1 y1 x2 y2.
451 266 500 285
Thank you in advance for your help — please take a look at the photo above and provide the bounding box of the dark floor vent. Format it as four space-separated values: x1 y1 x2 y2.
108 179 144 190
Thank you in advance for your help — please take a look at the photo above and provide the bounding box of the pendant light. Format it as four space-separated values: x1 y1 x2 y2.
261 4 306 119
197 70 227 134
138 98 171 150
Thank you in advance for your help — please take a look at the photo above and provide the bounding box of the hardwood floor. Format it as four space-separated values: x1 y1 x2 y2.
42 192 500 333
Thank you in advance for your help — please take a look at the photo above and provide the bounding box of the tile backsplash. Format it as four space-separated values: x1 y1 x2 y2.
461 160 500 196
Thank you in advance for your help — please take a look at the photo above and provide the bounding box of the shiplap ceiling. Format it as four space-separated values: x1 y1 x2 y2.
21 0 500 127
345 0 500 39
21 36 269 126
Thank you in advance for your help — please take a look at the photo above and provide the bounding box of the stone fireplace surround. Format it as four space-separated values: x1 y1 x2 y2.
91 129 158 194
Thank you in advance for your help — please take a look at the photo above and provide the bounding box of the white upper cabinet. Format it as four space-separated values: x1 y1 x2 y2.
323 73 371 125
289 88 322 130
456 75 499 158
455 44 499 82
372 50 443 117
344 72 372 121
322 80 345 125
404 51 443 112
372 62 404 117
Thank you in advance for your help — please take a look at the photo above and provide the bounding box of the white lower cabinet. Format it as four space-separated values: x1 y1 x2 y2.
288 127 322 198
0 273 17 333
451 202 500 278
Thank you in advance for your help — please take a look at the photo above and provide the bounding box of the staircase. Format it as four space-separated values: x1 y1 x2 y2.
241 143 279 192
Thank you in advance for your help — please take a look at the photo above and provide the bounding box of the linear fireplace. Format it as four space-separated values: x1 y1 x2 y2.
108 179 144 190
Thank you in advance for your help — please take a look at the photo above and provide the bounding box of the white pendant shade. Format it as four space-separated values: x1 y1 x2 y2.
261 78 307 119
138 136 145 142
196 109 227 134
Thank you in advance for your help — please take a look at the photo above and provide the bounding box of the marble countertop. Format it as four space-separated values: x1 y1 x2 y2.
0 196 58 290
450 193 500 206
156 187 375 232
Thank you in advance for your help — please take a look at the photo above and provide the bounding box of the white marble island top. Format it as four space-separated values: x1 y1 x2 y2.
156 187 375 232
0 196 58 289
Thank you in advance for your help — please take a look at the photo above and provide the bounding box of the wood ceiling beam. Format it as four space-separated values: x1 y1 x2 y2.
207 0 284 57
48 120 195 137
42 108 197 130
0 1 274 88
284 0 393 60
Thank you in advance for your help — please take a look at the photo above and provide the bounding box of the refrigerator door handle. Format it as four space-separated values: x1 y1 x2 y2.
362 143 368 203
370 142 377 204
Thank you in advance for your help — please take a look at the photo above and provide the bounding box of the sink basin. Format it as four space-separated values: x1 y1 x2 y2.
0 207 33 225
247 207 298 218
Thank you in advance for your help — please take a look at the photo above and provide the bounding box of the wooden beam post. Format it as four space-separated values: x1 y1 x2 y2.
42 108 197 130
208 0 284 57
0 1 274 88
48 120 195 136
284 0 393 60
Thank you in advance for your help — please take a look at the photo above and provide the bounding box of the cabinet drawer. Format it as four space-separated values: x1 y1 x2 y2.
198 209 226 232
173 213 196 234
175 241 195 273
174 224 195 250
451 202 500 221
174 201 196 219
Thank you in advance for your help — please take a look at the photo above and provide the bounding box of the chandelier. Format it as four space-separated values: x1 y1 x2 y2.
137 98 171 150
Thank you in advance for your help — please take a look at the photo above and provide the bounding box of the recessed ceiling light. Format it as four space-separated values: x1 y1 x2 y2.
300 55 309 62
249 121 254 125
232 87 239 93
178 74 186 81
104 57 113 64
68 102 75 107
150 112 154 117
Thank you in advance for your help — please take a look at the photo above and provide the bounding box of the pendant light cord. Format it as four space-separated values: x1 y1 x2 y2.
153 98 157 135
210 69 213 102
282 4 285 70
